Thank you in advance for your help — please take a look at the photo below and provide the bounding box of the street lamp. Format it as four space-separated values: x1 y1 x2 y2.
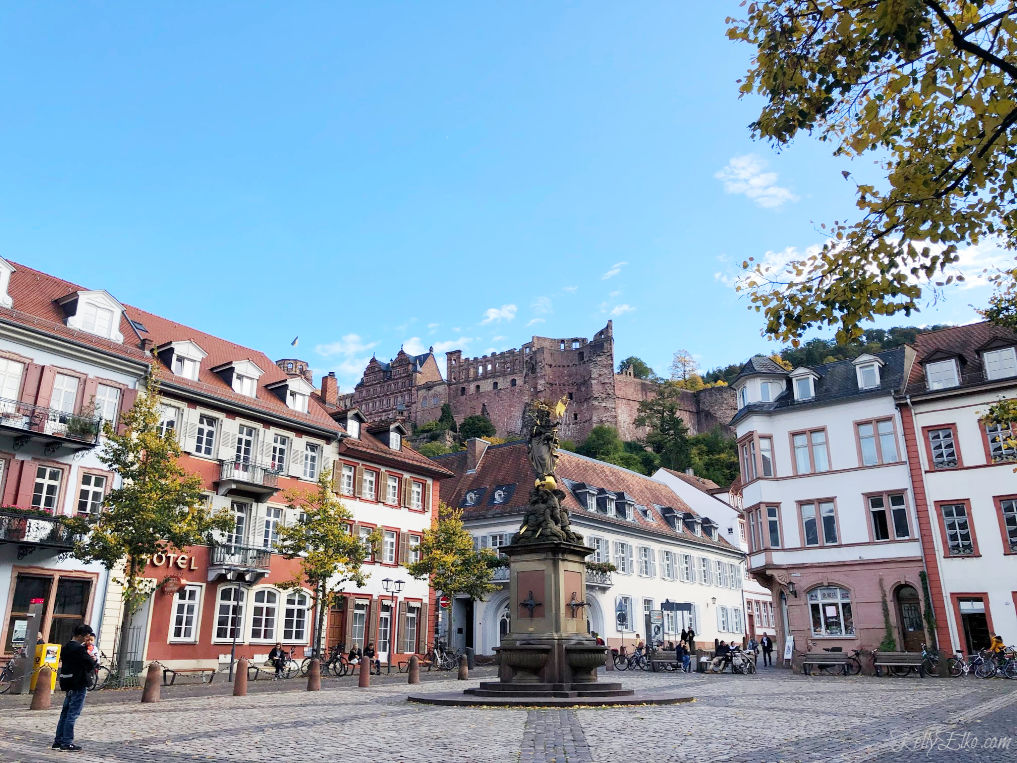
381 577 404 674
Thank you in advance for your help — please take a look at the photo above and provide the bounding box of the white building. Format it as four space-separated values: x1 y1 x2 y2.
899 322 1017 654
436 439 747 654
653 467 776 639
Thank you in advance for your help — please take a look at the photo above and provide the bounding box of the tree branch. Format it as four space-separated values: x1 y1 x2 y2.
924 0 1017 80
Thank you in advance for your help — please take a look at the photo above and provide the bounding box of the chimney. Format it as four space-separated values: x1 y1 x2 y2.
321 372 339 407
465 438 490 473
685 467 695 476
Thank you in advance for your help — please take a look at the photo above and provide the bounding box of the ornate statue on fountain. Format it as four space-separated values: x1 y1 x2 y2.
512 396 583 545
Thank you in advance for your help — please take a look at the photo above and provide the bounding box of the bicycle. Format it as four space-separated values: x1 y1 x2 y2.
88 650 112 691
0 646 27 694
948 650 988 677
268 648 298 680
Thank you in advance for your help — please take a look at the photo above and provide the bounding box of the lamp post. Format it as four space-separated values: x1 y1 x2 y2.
381 577 404 674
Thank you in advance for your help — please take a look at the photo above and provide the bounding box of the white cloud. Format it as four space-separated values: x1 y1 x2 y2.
526 318 546 327
602 261 628 280
427 322 440 333
609 290 621 298
314 333 380 388
562 285 578 293
402 337 428 356
492 335 506 342
480 304 518 324
432 337 473 354
314 333 378 358
610 304 635 316
715 154 798 209
531 296 553 315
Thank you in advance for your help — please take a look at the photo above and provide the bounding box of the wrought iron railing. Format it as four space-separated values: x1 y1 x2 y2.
209 543 271 570
0 509 78 547
492 566 510 582
218 459 281 489
586 570 613 587
0 397 101 445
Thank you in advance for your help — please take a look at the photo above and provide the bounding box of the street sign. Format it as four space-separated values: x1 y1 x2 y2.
439 595 451 609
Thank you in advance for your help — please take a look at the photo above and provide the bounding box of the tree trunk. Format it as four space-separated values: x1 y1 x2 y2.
115 576 136 684
315 581 326 657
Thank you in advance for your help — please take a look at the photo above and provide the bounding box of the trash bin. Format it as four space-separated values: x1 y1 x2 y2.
697 655 709 674
465 647 475 670
31 643 60 691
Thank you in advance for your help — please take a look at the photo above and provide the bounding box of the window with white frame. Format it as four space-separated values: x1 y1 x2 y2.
173 354 200 381
386 475 399 504
719 606 730 632
51 373 79 413
679 553 694 583
615 595 634 632
793 375 815 401
857 419 898 466
737 386 748 408
613 542 633 574
215 586 246 640
928 427 959 468
759 436 774 477
32 466 62 511
402 605 419 653
359 527 375 559
638 546 655 577
250 589 278 641
733 608 744 633
287 390 309 413
351 601 368 648
661 550 675 580
869 493 910 540
346 417 361 439
984 347 1017 380
1000 499 1017 553
410 481 424 510
800 500 838 546
270 435 288 473
362 470 377 500
340 464 355 496
157 404 179 438
766 505 782 547
263 507 283 549
228 502 249 547
283 591 309 641
792 429 829 473
984 422 1017 463
760 380 782 402
235 374 257 397
739 439 757 482
925 359 959 390
93 384 120 427
77 473 106 515
856 363 880 389
408 534 421 563
699 557 712 585
715 560 725 587
0 357 24 403
79 302 115 338
383 530 397 564
170 585 201 641
940 503 974 555
302 443 320 480
590 536 608 563
389 431 401 450
808 586 854 636
195 415 217 457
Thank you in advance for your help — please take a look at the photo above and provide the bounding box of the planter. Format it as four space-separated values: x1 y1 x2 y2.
498 646 550 683
565 645 606 682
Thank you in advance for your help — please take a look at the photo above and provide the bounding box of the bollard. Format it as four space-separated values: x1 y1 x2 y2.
141 662 161 703
306 658 321 692
233 657 248 697
408 655 420 685
457 654 468 680
605 650 614 671
29 665 52 711
358 658 370 688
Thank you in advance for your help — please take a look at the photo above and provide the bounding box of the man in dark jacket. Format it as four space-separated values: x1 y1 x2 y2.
759 634 774 667
363 643 381 675
53 624 98 752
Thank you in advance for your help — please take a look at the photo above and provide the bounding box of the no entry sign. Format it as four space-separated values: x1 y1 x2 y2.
439 595 451 609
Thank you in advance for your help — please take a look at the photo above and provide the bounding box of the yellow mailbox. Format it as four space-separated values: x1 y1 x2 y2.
30 643 61 691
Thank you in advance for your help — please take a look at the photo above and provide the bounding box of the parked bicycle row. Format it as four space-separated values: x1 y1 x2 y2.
800 641 1017 678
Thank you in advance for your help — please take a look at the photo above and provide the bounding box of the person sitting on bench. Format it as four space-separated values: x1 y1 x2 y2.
710 641 731 672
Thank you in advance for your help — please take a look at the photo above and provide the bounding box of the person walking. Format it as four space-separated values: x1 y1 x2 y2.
760 633 774 667
53 624 99 752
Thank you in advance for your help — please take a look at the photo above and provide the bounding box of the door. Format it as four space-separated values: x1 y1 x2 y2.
234 425 256 476
326 600 346 651
895 585 924 652
378 602 392 663
4 575 52 652
958 597 990 655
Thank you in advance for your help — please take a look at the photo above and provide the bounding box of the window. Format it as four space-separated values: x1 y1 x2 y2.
856 363 879 389
680 553 695 583
51 373 79 413
340 464 355 496
613 542 633 574
615 595 634 631
868 493 910 541
699 557 712 585
792 429 829 473
288 390 309 413
282 591 308 641
270 435 288 473
93 384 120 427
195 415 217 457
235 374 257 397
928 427 959 468
383 530 397 564
766 505 782 548
157 404 179 438
759 436 774 477
925 359 959 389
719 606 730 632
999 498 1017 553
359 527 375 560
408 535 421 564
940 503 975 556
0 357 24 402
299 443 319 480
346 418 361 438
661 550 675 580
808 586 854 636
402 605 419 653
32 466 62 511
856 419 898 466
748 511 759 552
489 533 507 551
738 387 748 408
793 376 815 400
386 475 399 504
250 589 278 641
410 481 424 510
760 380 782 402
361 470 377 500
77 473 106 515
589 536 608 563
378 602 392 655
984 347 1017 380
800 500 838 546
984 422 1017 463
80 302 115 338
263 507 283 549
715 560 725 587
173 354 199 380
170 585 201 641
637 546 655 577
351 601 368 648
390 431 401 450
215 586 246 640
228 502 249 547
739 439 757 482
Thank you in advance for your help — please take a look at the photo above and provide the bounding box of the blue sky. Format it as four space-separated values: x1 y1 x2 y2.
1 2 1006 390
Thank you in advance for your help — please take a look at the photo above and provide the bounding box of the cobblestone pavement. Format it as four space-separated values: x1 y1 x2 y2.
1 666 1015 762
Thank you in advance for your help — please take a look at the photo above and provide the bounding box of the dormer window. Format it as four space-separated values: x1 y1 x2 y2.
925 359 959 390
0 258 14 308
268 375 315 412
288 390 309 413
235 374 257 397
759 380 783 402
58 290 125 342
390 431 401 450
158 341 207 381
794 376 815 400
210 359 264 398
852 354 884 390
983 346 1017 380
80 303 114 337
596 490 615 516
174 355 198 380
346 417 361 439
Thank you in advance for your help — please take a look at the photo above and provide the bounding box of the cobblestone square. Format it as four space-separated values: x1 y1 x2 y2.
1 666 1015 762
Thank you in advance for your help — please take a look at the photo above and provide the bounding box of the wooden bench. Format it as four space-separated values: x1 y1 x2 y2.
162 667 217 686
397 656 433 673
801 652 848 675
874 651 925 677
649 653 679 672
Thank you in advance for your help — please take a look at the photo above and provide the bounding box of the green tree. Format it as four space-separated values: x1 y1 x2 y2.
634 381 692 471
418 441 453 458
576 425 625 461
688 428 739 487
275 470 380 653
404 504 499 647
728 2 1017 344
670 349 698 382
459 414 496 440
67 372 232 682
618 356 655 379
438 403 457 433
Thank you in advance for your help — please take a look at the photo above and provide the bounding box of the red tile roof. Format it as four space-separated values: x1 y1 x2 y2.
904 321 1017 392
659 467 720 491
436 442 736 551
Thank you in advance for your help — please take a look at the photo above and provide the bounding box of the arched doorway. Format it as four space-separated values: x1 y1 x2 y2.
895 584 924 651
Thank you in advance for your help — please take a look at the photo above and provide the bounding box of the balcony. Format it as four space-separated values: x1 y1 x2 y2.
585 569 613 588
0 398 101 453
492 566 510 583
207 543 272 583
0 509 79 554
216 459 281 499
